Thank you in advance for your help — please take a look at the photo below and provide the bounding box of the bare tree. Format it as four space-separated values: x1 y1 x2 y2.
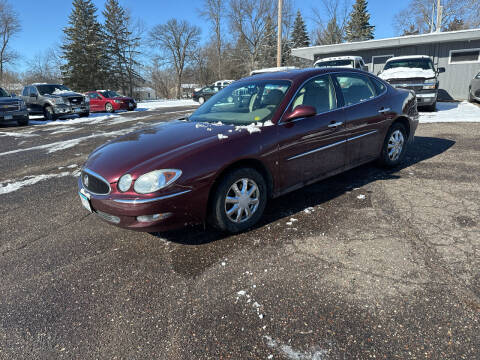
24 48 63 83
0 0 21 83
199 0 226 79
311 0 351 45
149 19 201 98
394 0 479 35
228 0 276 73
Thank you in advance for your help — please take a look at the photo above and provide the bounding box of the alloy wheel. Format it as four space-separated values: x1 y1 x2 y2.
224 178 260 223
387 129 405 161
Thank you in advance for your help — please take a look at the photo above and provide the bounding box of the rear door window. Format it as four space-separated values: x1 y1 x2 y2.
334 74 376 106
292 74 337 114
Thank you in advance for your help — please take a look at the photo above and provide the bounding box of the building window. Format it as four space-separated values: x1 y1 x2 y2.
449 49 480 64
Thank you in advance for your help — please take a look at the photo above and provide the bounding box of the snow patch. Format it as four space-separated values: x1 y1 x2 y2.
419 101 480 123
379 67 435 80
264 336 329 360
0 171 74 195
235 123 262 134
304 207 315 214
357 194 366 200
0 131 37 138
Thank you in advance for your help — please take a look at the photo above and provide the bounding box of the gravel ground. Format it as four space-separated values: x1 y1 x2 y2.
0 106 478 359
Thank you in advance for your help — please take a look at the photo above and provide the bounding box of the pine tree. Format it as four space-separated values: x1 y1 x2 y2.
103 0 142 96
61 0 108 91
291 10 310 48
345 0 374 42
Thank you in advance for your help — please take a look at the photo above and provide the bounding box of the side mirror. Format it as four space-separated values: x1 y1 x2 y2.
437 67 445 74
283 105 316 122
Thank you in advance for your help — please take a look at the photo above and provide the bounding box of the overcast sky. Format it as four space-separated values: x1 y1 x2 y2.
10 0 405 72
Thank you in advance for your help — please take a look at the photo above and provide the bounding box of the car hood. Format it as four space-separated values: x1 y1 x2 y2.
46 91 83 98
379 67 436 81
85 120 239 182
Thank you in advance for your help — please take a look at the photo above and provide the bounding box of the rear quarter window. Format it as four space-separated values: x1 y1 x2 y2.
370 77 386 95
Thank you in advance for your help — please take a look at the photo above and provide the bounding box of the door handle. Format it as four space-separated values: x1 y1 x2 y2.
328 121 344 128
378 107 391 113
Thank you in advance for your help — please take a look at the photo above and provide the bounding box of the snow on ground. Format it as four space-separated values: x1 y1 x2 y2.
0 171 77 195
419 101 480 123
135 99 198 111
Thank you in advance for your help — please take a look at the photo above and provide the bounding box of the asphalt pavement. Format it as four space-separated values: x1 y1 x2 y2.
0 106 479 359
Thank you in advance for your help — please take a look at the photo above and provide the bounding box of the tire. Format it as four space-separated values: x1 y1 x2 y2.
105 102 114 113
210 168 267 233
44 106 57 121
198 97 205 105
378 123 408 168
79 112 90 118
468 88 475 103
17 117 29 126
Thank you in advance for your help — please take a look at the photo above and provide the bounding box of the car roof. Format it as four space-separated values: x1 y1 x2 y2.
240 67 370 83
387 55 432 62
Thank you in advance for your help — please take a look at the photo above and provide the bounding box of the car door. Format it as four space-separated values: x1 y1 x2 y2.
276 74 348 192
88 92 101 111
29 86 42 114
333 72 388 167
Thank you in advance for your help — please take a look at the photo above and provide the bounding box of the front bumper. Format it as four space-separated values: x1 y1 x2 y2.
0 110 29 122
53 104 89 115
77 177 206 232
415 92 437 106
115 101 137 111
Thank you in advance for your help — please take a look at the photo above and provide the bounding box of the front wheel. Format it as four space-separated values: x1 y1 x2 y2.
105 102 114 113
210 168 267 233
17 117 29 126
468 88 475 103
379 123 408 168
44 106 57 121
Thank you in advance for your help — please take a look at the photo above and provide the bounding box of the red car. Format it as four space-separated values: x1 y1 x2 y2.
86 90 137 113
78 68 418 233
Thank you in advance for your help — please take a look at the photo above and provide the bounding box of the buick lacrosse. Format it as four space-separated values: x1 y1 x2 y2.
78 68 418 233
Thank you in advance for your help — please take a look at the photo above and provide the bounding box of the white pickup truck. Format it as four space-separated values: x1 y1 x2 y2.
314 56 368 71
378 55 445 111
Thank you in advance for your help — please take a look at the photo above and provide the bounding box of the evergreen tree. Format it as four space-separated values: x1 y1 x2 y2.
345 0 374 42
61 0 108 91
103 0 142 96
291 10 310 48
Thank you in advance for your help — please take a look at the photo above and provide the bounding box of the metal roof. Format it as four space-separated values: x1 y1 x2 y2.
292 28 480 60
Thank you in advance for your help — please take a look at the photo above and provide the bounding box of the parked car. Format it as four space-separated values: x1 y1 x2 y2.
78 68 418 234
468 71 480 103
86 90 137 113
22 84 90 120
192 85 221 104
378 55 445 111
314 56 368 71
0 87 29 126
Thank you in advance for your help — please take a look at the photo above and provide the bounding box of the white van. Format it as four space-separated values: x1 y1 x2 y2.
314 56 368 71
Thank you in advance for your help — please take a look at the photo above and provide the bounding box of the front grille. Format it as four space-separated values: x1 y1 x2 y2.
0 103 20 112
68 96 84 105
81 170 110 195
388 78 425 85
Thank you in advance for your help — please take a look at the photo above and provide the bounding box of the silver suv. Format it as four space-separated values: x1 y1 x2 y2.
22 84 90 120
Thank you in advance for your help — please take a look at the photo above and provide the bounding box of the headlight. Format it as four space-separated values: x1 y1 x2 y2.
423 78 436 90
51 97 65 105
19 100 27 110
118 174 132 192
85 96 90 103
133 169 182 194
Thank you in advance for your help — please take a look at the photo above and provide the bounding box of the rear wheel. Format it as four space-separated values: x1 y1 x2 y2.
210 168 267 233
379 123 408 168
44 106 57 121
105 102 114 113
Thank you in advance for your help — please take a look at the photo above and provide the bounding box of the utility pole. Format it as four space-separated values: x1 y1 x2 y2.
436 0 443 32
277 0 283 67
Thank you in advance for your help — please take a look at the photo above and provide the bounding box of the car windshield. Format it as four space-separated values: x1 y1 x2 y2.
384 58 434 71
100 90 121 98
315 60 354 67
36 84 71 95
0 87 10 97
190 80 291 125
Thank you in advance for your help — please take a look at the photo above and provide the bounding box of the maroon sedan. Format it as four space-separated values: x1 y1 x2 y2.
78 68 418 233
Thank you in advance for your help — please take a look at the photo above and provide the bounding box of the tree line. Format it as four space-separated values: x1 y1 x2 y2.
0 0 479 99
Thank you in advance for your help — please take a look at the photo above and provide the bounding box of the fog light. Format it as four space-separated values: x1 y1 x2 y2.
137 213 172 223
